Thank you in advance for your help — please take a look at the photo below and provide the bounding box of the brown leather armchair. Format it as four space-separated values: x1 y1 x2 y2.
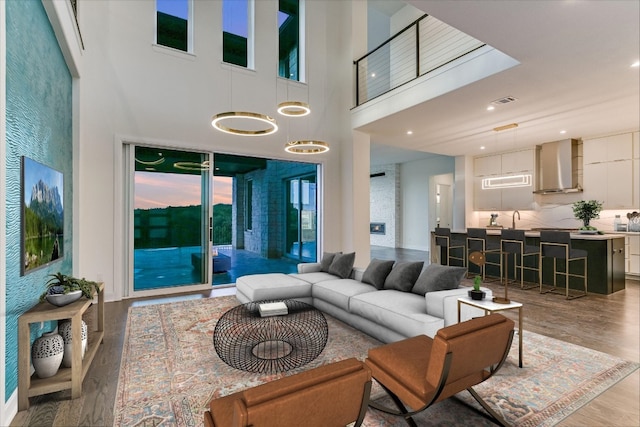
204 358 371 427
365 314 515 427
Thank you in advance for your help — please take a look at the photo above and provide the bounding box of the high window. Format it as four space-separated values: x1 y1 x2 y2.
223 0 254 68
156 0 192 52
278 0 302 81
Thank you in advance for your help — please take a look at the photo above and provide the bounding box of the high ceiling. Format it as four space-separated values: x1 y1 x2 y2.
365 0 640 164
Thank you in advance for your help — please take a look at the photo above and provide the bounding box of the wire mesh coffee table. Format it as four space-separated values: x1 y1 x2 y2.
213 300 329 373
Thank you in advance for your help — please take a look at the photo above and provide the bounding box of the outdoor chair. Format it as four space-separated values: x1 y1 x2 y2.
204 358 371 427
365 314 515 427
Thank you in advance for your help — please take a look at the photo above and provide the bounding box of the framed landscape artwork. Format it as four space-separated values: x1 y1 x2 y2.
21 156 64 275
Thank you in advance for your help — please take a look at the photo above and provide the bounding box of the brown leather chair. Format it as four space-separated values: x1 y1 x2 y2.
204 358 372 427
365 314 515 427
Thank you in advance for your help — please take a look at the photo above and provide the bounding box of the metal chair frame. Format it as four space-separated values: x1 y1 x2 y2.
466 229 502 281
435 228 466 267
500 235 539 290
539 240 588 300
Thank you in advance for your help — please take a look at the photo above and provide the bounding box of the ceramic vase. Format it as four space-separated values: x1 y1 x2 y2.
31 331 64 378
59 320 88 368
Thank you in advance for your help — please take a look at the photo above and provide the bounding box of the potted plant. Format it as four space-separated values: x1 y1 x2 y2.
572 200 603 231
40 272 99 307
468 275 486 300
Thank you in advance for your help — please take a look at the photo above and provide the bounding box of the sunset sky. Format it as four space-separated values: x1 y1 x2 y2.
135 173 232 209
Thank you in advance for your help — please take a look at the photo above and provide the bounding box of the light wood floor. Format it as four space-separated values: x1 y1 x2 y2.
10 277 639 427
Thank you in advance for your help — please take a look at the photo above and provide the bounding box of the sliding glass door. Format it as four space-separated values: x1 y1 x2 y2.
132 146 211 291
286 174 316 261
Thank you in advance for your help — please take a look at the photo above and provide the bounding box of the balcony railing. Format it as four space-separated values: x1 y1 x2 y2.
354 14 485 106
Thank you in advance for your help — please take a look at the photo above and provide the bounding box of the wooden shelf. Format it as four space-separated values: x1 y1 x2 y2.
18 282 105 411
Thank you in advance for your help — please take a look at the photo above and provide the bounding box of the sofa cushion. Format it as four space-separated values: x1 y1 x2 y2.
312 279 377 311
320 252 341 272
383 261 424 292
361 259 395 289
236 273 312 302
412 264 467 296
350 290 443 338
328 252 356 279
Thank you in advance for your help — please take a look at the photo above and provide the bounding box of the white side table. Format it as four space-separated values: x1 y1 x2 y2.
457 296 523 368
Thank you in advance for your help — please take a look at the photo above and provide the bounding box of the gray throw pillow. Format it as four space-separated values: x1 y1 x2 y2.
328 252 355 279
320 252 341 272
412 263 467 296
362 259 395 289
383 261 424 292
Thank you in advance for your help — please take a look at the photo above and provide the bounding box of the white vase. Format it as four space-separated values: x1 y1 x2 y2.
31 331 64 379
59 320 88 368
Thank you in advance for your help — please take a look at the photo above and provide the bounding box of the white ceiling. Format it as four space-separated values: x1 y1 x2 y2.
365 0 640 164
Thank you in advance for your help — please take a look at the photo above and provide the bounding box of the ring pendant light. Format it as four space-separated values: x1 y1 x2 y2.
284 140 330 154
277 101 311 117
211 111 278 136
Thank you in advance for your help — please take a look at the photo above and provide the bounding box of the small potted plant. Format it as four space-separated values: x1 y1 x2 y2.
468 275 486 300
572 200 603 232
40 272 99 307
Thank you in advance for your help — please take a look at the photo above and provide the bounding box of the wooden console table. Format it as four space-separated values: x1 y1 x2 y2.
18 282 105 410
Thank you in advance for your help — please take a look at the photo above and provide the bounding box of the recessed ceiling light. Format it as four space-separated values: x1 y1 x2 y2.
632 60 640 68
487 105 495 111
406 130 413 135
371 72 376 77
480 146 486 150
560 130 567 134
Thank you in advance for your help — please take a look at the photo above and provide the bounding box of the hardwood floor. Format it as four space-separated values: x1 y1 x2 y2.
10 274 639 426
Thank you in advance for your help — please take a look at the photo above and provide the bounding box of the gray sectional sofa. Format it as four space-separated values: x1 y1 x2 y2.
235 254 492 344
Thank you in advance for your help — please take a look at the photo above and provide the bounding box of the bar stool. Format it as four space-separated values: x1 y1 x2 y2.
539 231 588 299
466 228 502 281
434 227 466 267
500 229 539 289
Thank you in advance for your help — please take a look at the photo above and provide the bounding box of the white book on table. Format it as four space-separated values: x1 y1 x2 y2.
259 301 288 317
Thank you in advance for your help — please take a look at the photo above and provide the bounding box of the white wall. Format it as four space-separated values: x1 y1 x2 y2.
77 0 355 300
400 154 455 251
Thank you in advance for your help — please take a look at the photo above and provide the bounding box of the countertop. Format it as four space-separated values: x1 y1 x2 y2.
448 229 628 240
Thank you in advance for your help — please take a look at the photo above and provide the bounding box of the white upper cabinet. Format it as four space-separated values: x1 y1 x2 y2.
583 133 633 164
501 149 535 174
473 155 502 177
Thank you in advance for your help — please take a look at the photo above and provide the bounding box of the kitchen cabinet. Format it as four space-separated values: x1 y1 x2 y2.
473 149 535 211
583 133 635 209
627 234 640 278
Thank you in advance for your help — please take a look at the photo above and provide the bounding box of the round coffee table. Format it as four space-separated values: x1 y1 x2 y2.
213 300 329 373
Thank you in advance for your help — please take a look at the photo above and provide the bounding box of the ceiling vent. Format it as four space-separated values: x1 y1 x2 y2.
491 96 518 105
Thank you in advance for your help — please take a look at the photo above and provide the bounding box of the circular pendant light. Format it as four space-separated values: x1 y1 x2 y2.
284 140 330 154
211 112 278 136
277 101 311 117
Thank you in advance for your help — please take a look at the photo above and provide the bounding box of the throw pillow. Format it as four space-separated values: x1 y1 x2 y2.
320 252 341 272
383 261 424 292
412 263 467 296
328 252 356 279
362 259 395 289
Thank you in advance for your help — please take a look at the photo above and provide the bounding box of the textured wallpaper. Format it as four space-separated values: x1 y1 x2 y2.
5 0 73 400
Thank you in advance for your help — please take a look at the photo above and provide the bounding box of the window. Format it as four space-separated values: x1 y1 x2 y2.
279 0 301 81
245 179 253 231
156 0 191 52
223 0 254 68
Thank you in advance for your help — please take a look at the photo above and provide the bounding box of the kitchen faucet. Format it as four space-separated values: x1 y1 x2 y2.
512 210 520 229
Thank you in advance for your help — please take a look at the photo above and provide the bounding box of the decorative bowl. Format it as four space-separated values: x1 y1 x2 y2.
46 290 82 307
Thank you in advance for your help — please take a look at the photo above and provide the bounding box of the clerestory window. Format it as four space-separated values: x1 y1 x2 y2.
278 0 303 81
223 0 254 68
156 0 192 52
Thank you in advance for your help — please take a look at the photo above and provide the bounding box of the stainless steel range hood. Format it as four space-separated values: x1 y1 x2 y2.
534 139 583 194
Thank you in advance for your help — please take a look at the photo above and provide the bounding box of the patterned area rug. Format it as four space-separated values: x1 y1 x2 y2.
113 296 638 427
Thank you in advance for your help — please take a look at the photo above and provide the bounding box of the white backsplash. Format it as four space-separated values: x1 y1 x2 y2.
471 203 639 232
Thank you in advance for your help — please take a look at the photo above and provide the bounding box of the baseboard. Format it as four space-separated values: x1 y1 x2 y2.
3 389 18 427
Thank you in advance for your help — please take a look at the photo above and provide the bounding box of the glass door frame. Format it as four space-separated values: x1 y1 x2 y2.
123 143 214 299
285 172 317 263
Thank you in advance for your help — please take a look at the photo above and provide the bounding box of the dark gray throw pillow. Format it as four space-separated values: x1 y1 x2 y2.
362 259 395 289
320 252 341 272
412 263 467 296
328 252 355 279
383 261 424 292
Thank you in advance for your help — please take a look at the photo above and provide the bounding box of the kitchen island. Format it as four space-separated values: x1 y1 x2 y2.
431 229 626 294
